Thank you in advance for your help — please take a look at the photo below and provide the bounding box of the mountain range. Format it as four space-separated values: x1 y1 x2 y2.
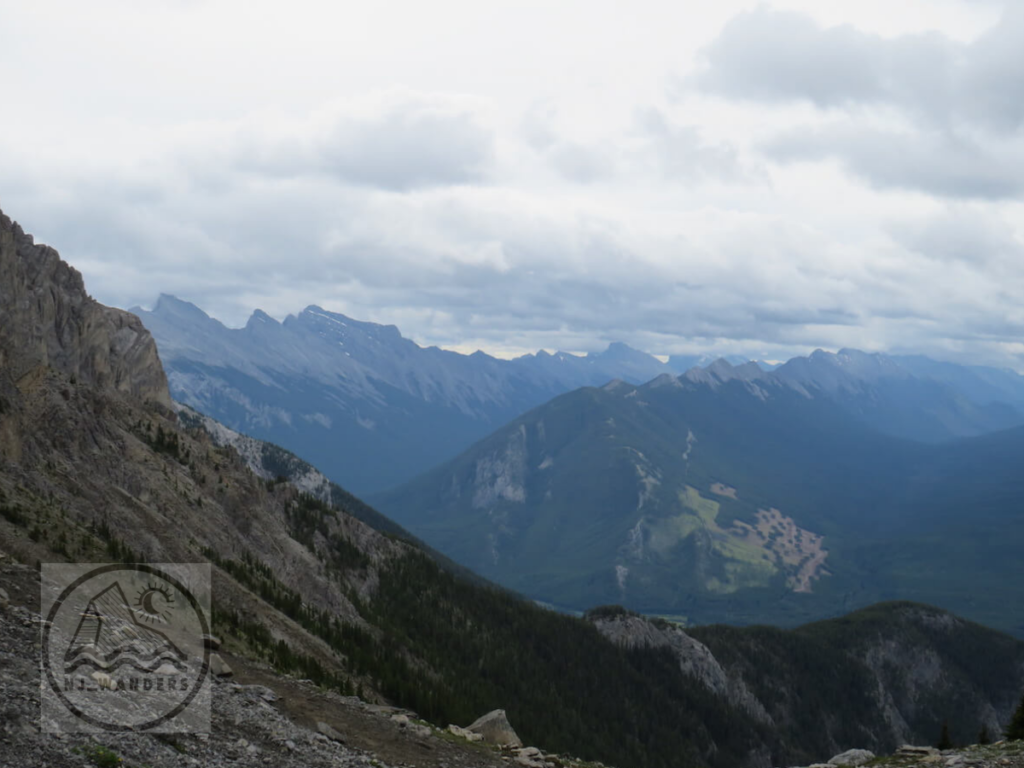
135 297 1024 499
133 295 673 494
372 360 1024 635
6 204 1024 767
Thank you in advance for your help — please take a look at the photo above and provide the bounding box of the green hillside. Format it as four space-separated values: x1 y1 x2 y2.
372 376 1024 634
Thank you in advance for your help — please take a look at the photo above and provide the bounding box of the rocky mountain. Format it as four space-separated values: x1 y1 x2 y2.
666 353 755 373
7 204 1024 768
0 213 170 408
372 368 1024 635
134 292 1024 501
133 295 672 494
593 602 1024 765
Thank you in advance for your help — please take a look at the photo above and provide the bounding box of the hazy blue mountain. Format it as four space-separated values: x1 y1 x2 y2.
892 353 1024 413
133 295 671 494
372 370 1024 636
670 349 1024 442
666 353 753 373
705 349 1024 442
136 295 1023 498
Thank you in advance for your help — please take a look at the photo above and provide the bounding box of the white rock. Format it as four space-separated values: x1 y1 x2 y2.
209 653 233 677
829 749 875 767
90 671 116 691
448 724 484 742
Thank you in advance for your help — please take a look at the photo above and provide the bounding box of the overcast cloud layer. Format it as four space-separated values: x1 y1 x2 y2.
1 0 1022 369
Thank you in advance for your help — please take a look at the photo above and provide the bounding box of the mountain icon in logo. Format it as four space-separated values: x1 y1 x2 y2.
63 581 188 676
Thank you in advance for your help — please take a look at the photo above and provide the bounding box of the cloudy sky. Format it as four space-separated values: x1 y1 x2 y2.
2 0 1022 368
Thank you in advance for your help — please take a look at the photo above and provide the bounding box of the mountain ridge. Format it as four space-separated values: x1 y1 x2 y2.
372 365 1024 635
136 294 1024 498
132 294 675 493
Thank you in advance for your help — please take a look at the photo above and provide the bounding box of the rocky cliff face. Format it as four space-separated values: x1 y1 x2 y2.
0 209 170 407
591 612 772 724
592 606 1024 765
0 204 405 696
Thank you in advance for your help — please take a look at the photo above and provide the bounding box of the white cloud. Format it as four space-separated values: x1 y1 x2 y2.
0 0 1021 371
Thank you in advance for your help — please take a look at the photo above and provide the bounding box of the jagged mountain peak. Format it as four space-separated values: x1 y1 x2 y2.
296 305 404 340
245 308 280 329
790 347 910 382
601 378 634 393
153 292 208 315
646 372 684 389
681 357 766 388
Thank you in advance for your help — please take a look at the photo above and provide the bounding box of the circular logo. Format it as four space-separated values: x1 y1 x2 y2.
42 564 211 731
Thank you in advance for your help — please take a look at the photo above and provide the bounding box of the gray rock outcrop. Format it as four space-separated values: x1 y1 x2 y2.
466 709 522 747
592 613 771 724
0 209 170 407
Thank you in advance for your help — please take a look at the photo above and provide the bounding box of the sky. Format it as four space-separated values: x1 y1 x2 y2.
2 0 1023 369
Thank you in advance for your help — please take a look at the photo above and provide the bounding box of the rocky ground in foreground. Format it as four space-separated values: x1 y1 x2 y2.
0 566 602 768
805 743 1024 768
868 742 1024 768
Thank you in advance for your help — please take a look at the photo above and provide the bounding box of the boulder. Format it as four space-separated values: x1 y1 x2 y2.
465 709 522 747
448 724 483 742
317 721 346 744
0 586 9 610
202 634 223 650
829 749 876 766
209 653 233 677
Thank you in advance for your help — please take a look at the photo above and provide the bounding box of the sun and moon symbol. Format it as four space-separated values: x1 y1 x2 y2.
133 582 176 624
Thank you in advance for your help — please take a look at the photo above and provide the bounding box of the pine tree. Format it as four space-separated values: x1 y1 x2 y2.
938 721 953 750
978 725 991 745
1007 692 1024 741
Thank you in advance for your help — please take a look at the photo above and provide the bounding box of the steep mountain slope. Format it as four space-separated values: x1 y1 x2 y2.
134 295 671 494
372 370 1024 634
